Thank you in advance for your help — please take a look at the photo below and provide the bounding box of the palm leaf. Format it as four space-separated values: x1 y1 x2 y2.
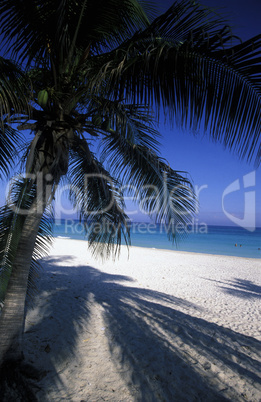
0 57 31 179
67 135 130 259
88 99 161 151
0 57 29 118
0 125 24 180
0 0 149 66
27 204 53 307
100 126 196 241
88 1 261 164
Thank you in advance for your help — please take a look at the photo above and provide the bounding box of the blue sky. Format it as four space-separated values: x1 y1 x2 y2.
127 0 261 228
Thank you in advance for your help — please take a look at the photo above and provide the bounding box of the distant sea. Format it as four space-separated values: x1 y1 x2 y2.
53 220 261 259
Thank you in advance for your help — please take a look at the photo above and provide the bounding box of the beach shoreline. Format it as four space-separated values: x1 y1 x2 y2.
53 222 261 259
24 238 261 401
55 235 261 260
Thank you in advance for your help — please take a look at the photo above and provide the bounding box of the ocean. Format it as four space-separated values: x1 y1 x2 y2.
53 220 261 259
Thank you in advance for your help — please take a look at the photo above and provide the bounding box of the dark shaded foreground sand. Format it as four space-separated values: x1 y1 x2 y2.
23 239 261 401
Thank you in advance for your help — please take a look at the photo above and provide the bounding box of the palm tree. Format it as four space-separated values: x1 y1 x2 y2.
0 0 260 394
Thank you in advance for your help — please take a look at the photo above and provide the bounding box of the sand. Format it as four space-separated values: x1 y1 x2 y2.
23 238 261 401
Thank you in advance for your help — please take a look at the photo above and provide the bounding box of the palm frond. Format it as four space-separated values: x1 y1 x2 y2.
100 125 196 241
0 57 30 117
67 135 130 259
0 0 149 66
0 0 53 65
0 57 30 178
27 204 53 307
88 1 261 164
0 124 24 180
88 99 161 152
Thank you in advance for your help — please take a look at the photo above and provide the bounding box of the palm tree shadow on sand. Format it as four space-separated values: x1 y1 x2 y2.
23 255 261 401
202 277 261 299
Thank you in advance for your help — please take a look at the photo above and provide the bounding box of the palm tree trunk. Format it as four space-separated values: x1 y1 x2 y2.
0 178 54 367
0 208 44 366
0 122 70 374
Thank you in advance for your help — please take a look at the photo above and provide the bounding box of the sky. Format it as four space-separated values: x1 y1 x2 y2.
1 0 261 230
126 0 261 229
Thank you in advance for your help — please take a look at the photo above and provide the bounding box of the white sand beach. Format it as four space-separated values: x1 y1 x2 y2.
23 238 261 401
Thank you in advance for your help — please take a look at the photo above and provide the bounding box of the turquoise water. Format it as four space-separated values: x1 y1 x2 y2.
53 220 261 259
